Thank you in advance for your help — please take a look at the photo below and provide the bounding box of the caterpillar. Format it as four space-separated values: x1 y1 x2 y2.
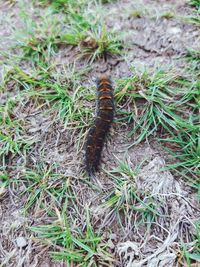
85 75 114 177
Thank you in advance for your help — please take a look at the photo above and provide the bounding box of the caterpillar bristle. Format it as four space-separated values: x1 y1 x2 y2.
85 75 114 177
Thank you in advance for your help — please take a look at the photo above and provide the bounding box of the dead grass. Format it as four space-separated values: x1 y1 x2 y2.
0 0 200 266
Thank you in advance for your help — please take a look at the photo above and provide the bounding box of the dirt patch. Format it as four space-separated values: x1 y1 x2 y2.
0 0 199 266
117 156 199 266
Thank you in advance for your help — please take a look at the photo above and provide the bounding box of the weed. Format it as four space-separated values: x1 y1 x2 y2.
79 26 123 62
63 11 123 61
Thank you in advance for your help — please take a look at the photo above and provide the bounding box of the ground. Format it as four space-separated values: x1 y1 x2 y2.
0 0 200 266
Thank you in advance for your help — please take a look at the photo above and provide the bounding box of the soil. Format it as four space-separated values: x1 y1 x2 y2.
0 0 199 266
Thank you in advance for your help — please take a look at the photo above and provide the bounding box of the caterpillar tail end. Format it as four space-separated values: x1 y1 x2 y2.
86 166 104 189
86 165 97 179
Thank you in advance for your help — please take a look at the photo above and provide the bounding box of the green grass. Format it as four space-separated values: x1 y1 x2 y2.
186 48 200 72
1 0 200 266
181 222 200 266
0 171 10 194
161 129 200 188
178 0 200 24
31 204 115 266
15 2 123 65
129 5 174 20
0 95 34 164
100 159 160 233
19 165 75 213
189 0 200 9
115 69 199 189
33 0 85 12
180 9 200 25
59 10 123 62
184 16 200 25
130 9 144 18
116 70 184 143
159 11 174 19
34 0 71 10
100 0 117 3
4 66 91 128
15 10 64 66
78 26 123 62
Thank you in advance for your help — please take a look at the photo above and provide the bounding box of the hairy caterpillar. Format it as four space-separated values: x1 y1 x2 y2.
85 75 114 177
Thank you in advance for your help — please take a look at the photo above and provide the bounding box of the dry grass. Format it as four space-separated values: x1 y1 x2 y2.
0 0 200 266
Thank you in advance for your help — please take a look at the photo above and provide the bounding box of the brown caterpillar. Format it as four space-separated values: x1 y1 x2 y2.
85 75 114 177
